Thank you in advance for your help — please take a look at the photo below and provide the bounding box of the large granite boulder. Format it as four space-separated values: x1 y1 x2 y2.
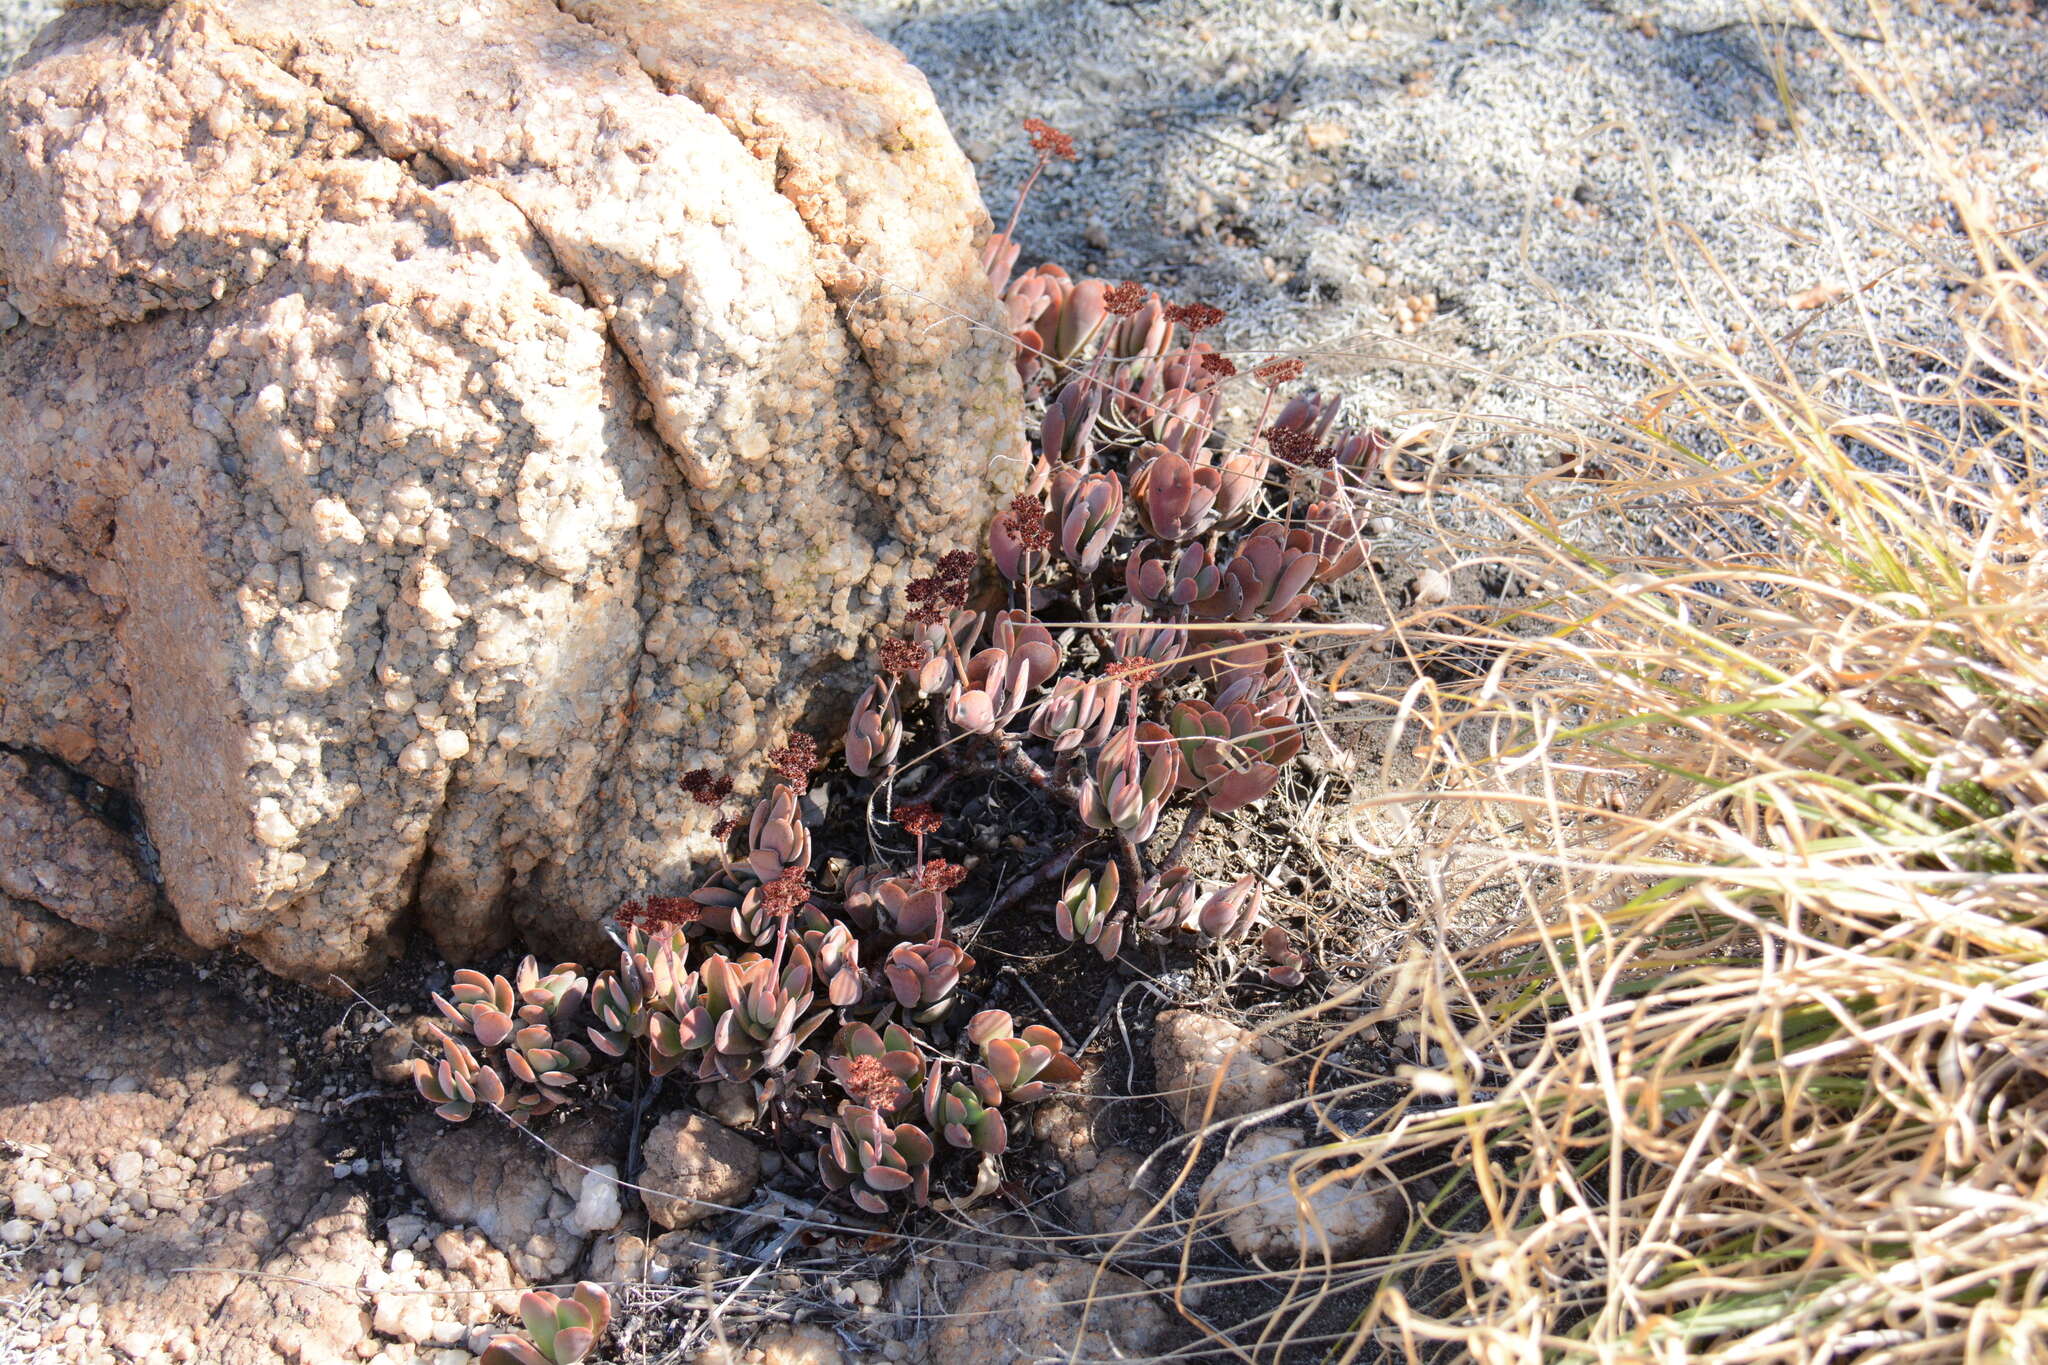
0 0 1022 983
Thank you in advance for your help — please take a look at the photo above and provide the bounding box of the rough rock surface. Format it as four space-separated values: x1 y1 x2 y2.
1196 1127 1404 1265
0 0 1021 984
1058 1148 1158 1238
698 1323 851 1365
927 1259 1174 1364
1152 1009 1298 1131
639 1108 760 1231
398 1113 604 1280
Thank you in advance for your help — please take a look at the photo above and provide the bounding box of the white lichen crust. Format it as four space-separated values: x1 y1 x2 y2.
0 0 1022 981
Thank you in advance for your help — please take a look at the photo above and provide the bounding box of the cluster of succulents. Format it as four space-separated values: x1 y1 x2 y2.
412 760 1082 1216
827 118 1382 982
414 119 1357 1227
480 1284 611 1365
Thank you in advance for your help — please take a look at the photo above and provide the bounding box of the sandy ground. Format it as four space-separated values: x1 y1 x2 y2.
7 0 2045 437
840 0 2047 436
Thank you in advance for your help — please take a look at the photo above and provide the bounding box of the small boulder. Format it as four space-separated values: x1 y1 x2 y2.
399 1115 598 1279
1027 1056 1110 1175
639 1110 760 1230
1058 1149 1158 1237
1152 1010 1297 1131
929 1260 1173 1364
371 1014 449 1085
1196 1128 1404 1265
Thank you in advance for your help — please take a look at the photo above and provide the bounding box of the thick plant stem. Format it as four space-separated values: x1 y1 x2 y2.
1162 799 1210 871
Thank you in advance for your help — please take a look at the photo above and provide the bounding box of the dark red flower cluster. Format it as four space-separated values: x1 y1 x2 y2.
1023 117 1077 162
896 802 943 837
879 635 931 676
1263 424 1320 465
917 858 968 893
617 895 703 932
768 734 821 792
1103 281 1148 317
1102 657 1162 683
1001 493 1054 554
906 549 979 627
1167 301 1226 333
680 768 734 807
1198 353 1239 379
1253 357 1306 387
759 866 812 920
711 816 742 841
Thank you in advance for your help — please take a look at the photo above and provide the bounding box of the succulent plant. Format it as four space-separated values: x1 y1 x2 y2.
480 1283 612 1365
1040 377 1101 465
1109 602 1188 677
883 938 974 1019
818 1101 937 1215
1051 277 1111 363
913 608 985 696
1125 539 1222 612
1130 445 1223 542
1030 674 1123 752
925 1064 1009 1155
669 944 828 1086
1078 721 1182 844
805 921 867 1008
1212 439 1274 527
826 1021 927 1116
966 1010 1083 1101
1193 523 1323 623
841 864 946 941
414 958 595 1125
846 677 903 778
1106 288 1170 362
1183 636 1283 713
1047 468 1125 574
1261 924 1308 988
947 611 1061 734
744 785 812 885
1194 874 1265 941
1167 698 1303 812
1055 860 1124 960
586 934 695 1064
1137 865 1203 934
1139 386 1220 462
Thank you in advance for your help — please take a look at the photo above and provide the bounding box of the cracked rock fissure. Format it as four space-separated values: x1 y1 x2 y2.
0 0 1022 984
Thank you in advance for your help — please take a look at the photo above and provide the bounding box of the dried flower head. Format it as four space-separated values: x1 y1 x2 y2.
711 816 742 841
880 636 930 677
1103 281 1147 317
1002 494 1054 554
1198 352 1239 379
680 769 734 807
1167 301 1227 334
1263 424 1319 465
906 550 978 627
1023 117 1077 162
897 803 943 838
918 858 969 893
841 1053 903 1111
769 734 821 792
936 549 980 586
617 895 703 932
760 867 812 920
1252 357 1306 387
1102 657 1161 684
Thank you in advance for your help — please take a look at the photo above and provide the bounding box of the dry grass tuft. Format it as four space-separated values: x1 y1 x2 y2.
1261 142 2048 1363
